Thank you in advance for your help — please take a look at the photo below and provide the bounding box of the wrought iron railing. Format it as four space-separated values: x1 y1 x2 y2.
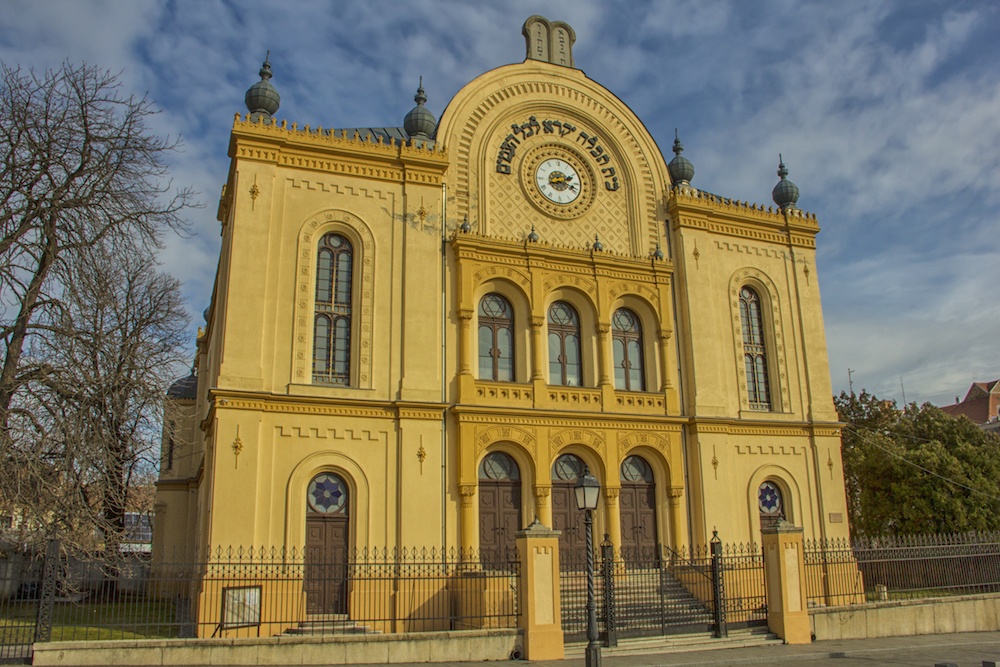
0 544 518 661
805 532 1000 607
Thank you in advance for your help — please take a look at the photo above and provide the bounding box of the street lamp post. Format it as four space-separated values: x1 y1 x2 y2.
574 466 601 667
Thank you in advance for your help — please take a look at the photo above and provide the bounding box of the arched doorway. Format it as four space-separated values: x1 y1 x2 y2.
478 452 522 566
305 472 350 614
620 455 658 563
551 453 589 564
758 480 785 529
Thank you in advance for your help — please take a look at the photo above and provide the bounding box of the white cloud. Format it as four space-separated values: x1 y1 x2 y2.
2 0 996 404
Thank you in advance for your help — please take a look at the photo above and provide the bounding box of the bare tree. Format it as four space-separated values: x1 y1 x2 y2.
0 61 192 427
0 62 194 552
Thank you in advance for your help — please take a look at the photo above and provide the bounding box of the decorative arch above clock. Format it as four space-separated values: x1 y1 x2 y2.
436 62 670 259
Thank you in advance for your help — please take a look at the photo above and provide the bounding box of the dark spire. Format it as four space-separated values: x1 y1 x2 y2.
667 129 695 185
404 76 437 139
771 154 800 210
245 51 280 121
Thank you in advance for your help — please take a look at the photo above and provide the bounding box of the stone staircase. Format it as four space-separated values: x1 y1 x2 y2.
282 613 381 636
564 627 781 658
560 567 717 638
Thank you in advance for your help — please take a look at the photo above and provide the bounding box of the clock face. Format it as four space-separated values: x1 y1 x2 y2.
535 158 581 204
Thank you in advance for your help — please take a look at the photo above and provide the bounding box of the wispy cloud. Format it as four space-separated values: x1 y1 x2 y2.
2 0 997 404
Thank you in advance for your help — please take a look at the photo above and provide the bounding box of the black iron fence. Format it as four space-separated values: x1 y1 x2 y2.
560 538 766 643
805 531 1000 607
0 544 518 663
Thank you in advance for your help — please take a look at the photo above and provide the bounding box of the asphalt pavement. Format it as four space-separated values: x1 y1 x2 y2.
334 631 1000 667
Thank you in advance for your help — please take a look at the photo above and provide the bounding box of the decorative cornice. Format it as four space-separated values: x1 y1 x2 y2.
452 405 685 431
230 115 449 184
209 389 446 421
668 186 818 248
688 417 844 438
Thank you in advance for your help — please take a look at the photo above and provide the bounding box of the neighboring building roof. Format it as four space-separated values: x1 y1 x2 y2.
941 379 1000 425
167 372 198 400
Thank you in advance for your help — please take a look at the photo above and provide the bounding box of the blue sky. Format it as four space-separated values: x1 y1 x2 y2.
2 0 998 407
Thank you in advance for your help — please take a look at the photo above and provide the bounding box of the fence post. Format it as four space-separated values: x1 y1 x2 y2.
33 540 60 644
761 520 810 644
710 531 727 638
515 519 563 661
600 533 617 647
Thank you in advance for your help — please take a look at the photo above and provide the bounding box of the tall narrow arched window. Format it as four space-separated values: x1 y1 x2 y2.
478 294 514 381
548 301 581 386
740 287 770 411
612 308 644 391
314 234 353 385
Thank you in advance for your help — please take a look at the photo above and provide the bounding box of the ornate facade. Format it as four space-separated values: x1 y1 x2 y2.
154 17 849 585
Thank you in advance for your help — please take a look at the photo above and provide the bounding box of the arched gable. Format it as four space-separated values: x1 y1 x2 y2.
436 61 670 259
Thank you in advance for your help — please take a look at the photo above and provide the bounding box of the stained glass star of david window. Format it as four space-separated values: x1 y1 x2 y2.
308 473 348 514
758 481 782 515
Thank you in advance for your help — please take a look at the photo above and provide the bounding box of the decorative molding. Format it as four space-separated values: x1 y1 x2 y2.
735 444 804 456
549 427 604 456
459 484 477 507
714 239 787 259
475 424 536 453
472 263 532 289
617 430 672 454
274 425 384 441
288 178 391 201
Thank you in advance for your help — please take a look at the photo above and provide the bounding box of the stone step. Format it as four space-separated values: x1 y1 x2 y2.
563 627 780 658
282 614 382 636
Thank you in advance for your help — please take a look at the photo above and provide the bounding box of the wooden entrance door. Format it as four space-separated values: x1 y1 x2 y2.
551 483 587 563
479 452 521 566
551 453 589 566
304 473 350 614
620 455 658 564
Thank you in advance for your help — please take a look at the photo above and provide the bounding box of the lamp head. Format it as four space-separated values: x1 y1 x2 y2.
574 465 601 511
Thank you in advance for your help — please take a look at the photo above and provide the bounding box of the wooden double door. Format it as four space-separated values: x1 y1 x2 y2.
304 472 350 614
478 480 521 565
305 515 349 614
619 481 658 563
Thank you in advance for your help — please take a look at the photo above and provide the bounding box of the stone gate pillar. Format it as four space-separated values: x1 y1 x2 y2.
516 519 563 660
761 520 810 644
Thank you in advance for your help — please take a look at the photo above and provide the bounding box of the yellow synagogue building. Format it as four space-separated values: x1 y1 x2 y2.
153 16 850 603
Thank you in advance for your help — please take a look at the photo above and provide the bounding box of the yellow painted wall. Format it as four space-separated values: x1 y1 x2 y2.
155 38 851 578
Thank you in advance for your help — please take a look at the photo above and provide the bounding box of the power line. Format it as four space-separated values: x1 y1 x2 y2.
844 425 1000 503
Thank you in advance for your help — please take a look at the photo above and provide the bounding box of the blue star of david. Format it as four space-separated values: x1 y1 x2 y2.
759 483 781 513
311 477 344 511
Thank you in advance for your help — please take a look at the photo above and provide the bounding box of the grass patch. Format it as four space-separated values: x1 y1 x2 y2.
0 599 183 641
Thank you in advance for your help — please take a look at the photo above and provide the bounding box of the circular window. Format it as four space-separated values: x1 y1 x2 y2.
553 453 586 482
479 452 520 480
758 481 783 517
621 455 653 483
307 472 349 514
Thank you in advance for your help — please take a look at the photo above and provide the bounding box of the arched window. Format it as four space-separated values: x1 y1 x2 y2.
478 294 514 381
758 480 785 528
612 308 644 391
548 301 581 386
314 234 353 385
740 287 770 410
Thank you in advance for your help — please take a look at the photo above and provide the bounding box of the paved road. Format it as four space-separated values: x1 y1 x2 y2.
335 632 1000 667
